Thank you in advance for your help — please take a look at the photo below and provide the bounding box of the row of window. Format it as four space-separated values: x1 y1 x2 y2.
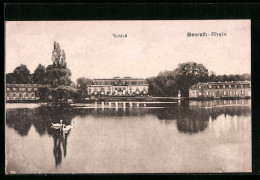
6 93 35 98
92 90 147 95
90 87 147 92
190 90 245 97
6 87 38 91
197 84 250 89
93 81 146 85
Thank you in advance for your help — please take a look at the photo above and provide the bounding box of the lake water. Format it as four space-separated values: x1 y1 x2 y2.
5 99 251 173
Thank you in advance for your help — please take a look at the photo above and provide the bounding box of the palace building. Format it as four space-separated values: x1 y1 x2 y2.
6 84 43 101
189 81 251 98
86 77 149 96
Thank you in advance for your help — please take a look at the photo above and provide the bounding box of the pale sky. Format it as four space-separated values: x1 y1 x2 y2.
5 20 251 81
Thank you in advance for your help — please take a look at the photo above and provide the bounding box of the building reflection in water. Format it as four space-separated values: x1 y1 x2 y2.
186 99 250 135
153 99 251 134
5 99 251 167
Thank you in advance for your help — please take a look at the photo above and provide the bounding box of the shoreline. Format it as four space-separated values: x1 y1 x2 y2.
5 96 251 104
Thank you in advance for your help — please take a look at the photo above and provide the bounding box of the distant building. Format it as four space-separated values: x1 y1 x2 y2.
189 81 251 98
6 84 43 101
86 77 149 96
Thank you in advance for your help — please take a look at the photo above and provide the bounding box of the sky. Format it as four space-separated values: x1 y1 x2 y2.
5 20 251 81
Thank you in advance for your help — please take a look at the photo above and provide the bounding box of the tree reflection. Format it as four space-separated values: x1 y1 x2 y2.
6 99 251 166
153 99 251 134
6 106 75 167
6 109 34 136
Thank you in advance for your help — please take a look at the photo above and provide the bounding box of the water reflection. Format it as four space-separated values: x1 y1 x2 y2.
6 106 75 167
52 128 69 166
5 99 251 171
153 99 251 134
6 100 251 136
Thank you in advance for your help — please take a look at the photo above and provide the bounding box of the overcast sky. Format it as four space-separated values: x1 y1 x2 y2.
5 20 250 81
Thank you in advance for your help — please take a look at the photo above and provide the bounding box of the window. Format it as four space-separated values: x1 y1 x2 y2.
34 88 37 91
20 94 22 98
217 85 220 88
13 88 16 90
123 88 125 90
32 94 35 98
229 85 231 88
13 94 16 98
28 88 32 91
241 90 244 95
115 88 117 90
7 88 10 91
235 85 237 88
7 94 9 97
235 91 238 95
223 85 225 89
209 85 212 88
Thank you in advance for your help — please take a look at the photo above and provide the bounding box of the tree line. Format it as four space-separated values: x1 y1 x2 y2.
6 42 251 99
6 41 77 104
146 62 251 97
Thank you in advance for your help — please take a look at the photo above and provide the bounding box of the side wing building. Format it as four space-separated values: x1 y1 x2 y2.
189 81 251 98
6 84 43 101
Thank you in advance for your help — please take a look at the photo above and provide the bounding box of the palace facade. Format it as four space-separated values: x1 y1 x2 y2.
189 81 251 98
6 84 43 101
86 77 149 96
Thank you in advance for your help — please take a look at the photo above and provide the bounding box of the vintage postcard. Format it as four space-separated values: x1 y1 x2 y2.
5 20 251 173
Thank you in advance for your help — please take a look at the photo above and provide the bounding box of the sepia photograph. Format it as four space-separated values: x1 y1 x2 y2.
5 20 251 173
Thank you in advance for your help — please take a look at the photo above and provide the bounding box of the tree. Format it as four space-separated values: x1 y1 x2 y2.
146 62 209 97
6 73 16 84
12 64 31 84
32 64 46 84
76 77 91 90
44 41 75 104
44 66 72 87
171 62 209 96
76 77 91 100
44 42 72 87
37 86 51 101
51 85 77 104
